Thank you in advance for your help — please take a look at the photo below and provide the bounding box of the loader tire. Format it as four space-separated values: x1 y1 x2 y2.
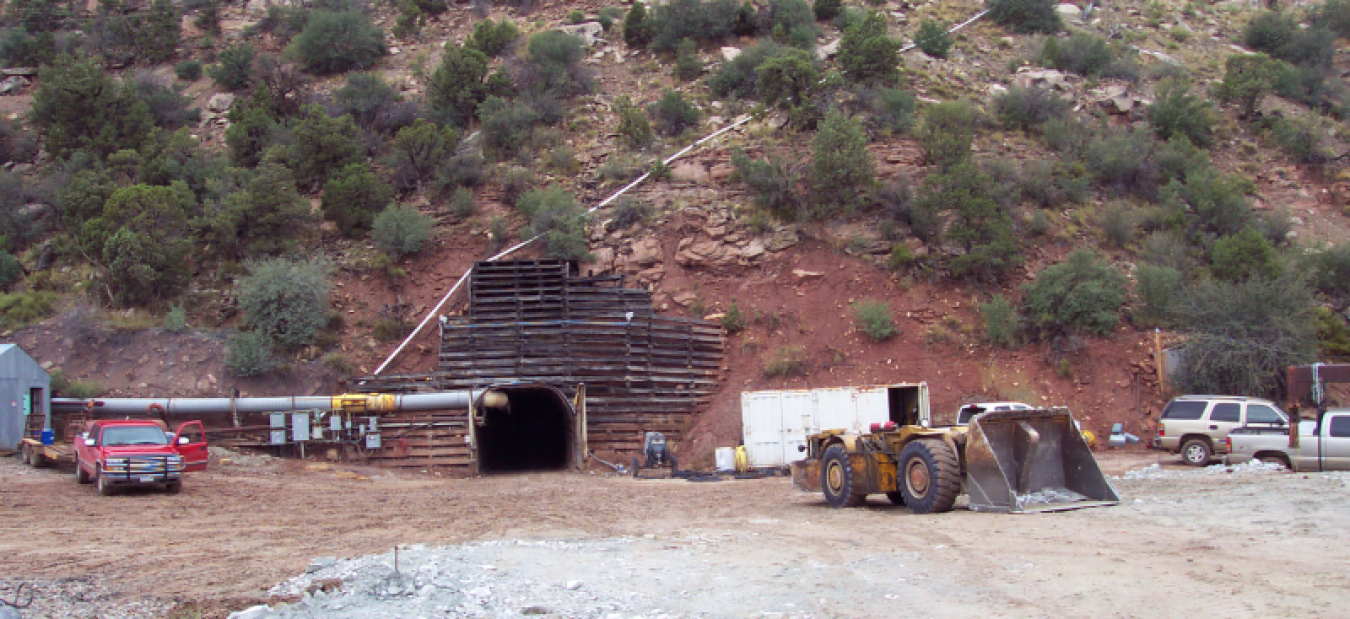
821 444 864 508
899 439 960 514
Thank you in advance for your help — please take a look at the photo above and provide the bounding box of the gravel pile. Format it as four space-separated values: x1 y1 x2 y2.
1119 460 1286 480
230 532 936 619
210 447 279 468
0 576 172 619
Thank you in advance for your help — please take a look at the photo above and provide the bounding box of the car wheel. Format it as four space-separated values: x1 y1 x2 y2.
1181 439 1212 467
96 466 116 496
75 458 92 484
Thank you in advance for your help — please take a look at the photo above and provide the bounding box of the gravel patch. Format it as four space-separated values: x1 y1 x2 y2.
1118 460 1287 480
0 576 173 619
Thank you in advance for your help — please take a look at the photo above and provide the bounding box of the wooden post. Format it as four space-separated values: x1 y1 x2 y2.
1154 329 1165 394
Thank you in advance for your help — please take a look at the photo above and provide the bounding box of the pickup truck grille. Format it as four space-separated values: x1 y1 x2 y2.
103 455 183 480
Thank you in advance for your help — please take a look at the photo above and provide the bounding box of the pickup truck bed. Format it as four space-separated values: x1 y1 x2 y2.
1228 411 1350 472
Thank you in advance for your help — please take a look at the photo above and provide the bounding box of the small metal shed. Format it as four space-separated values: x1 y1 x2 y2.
0 344 50 451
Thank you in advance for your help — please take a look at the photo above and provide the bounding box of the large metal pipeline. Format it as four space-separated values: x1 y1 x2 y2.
51 391 508 417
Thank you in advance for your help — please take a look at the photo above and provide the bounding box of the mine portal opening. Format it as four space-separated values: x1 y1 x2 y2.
476 387 575 473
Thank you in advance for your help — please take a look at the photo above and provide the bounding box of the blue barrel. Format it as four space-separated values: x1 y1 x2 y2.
40 429 54 445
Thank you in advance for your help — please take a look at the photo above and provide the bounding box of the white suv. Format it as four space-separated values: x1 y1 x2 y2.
1155 395 1290 466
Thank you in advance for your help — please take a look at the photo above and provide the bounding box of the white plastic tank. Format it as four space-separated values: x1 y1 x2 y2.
715 447 736 473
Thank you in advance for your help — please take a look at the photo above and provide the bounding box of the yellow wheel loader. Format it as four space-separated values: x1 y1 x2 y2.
791 408 1120 514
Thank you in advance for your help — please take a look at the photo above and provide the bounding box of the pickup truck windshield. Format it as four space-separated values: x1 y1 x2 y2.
101 426 169 446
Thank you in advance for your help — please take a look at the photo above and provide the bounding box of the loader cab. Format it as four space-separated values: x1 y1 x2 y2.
957 402 1033 426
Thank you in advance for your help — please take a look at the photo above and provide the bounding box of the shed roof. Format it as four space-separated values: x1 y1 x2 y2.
0 344 50 382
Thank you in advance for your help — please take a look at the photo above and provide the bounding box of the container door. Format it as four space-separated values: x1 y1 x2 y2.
814 388 857 433
780 392 814 463
853 387 890 430
173 421 209 472
742 392 785 467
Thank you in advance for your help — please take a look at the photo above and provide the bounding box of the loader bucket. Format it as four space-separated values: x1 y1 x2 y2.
964 408 1120 514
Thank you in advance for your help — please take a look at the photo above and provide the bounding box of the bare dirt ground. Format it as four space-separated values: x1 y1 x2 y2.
2 448 1348 618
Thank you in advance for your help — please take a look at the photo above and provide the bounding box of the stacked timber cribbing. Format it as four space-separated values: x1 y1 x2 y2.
440 260 724 457
354 260 724 464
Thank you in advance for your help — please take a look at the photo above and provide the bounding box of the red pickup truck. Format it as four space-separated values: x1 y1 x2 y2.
74 419 209 496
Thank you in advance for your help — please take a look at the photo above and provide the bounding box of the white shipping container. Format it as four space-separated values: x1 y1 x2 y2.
740 383 930 468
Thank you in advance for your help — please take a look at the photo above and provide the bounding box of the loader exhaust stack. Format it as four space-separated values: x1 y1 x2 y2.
964 408 1120 513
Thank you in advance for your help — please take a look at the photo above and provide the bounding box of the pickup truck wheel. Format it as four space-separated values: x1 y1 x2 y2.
75 458 91 484
886 491 906 506
96 466 116 496
1258 455 1289 469
1181 439 1212 467
165 480 182 494
900 439 961 514
821 444 865 508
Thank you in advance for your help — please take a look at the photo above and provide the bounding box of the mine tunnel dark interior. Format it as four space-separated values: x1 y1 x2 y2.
476 388 573 473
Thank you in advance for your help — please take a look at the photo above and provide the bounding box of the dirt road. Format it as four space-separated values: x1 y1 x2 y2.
1 450 1346 618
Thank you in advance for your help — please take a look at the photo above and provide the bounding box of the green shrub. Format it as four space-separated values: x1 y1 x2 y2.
226 331 276 377
467 18 520 57
0 28 58 68
163 303 188 332
707 42 781 98
811 108 874 215
918 100 974 172
993 85 1068 131
857 87 915 136
477 96 539 159
1146 80 1215 147
289 10 386 75
334 73 399 129
1020 249 1127 339
519 30 591 97
731 149 803 220
389 118 457 192
674 38 704 81
31 57 154 159
614 95 653 150
721 299 747 333
599 6 624 31
647 0 741 51
988 0 1060 34
1084 126 1159 201
393 0 424 39
372 204 435 260
1215 52 1280 118
1315 0 1350 39
1133 263 1182 328
567 9 586 23
852 300 897 341
1098 200 1141 248
813 0 841 21
500 166 534 206
1157 134 1211 184
609 196 651 230
1039 32 1138 80
1210 227 1280 283
0 250 21 289
915 19 952 59
624 0 653 48
762 345 807 377
238 257 331 349
175 60 203 81
1304 242 1350 301
431 151 487 195
209 45 255 91
1160 167 1251 237
131 73 199 130
427 44 494 127
1173 273 1316 399
1315 306 1350 357
49 369 104 399
980 294 1017 348
321 163 393 236
287 104 363 187
195 162 313 259
838 11 899 84
757 0 816 48
0 291 54 327
448 187 476 219
754 47 818 109
647 89 701 136
516 186 591 261
1268 116 1333 166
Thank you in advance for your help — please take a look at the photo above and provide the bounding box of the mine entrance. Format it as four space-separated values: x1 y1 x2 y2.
475 386 576 473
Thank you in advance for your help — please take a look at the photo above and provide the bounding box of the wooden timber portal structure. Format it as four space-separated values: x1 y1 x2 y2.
354 260 725 473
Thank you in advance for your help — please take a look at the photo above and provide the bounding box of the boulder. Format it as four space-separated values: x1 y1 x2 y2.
0 75 29 95
1055 3 1082 21
208 93 236 113
764 228 800 252
816 39 841 61
721 47 742 61
675 238 737 268
1012 68 1071 91
629 238 663 267
557 23 604 47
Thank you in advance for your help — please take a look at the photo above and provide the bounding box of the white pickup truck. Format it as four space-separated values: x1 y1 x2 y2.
1226 408 1350 471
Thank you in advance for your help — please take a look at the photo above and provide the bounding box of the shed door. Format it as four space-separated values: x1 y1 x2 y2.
743 392 784 467
779 392 813 464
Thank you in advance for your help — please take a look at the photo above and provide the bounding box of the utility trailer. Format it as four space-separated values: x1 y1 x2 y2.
792 407 1121 514
741 383 929 469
